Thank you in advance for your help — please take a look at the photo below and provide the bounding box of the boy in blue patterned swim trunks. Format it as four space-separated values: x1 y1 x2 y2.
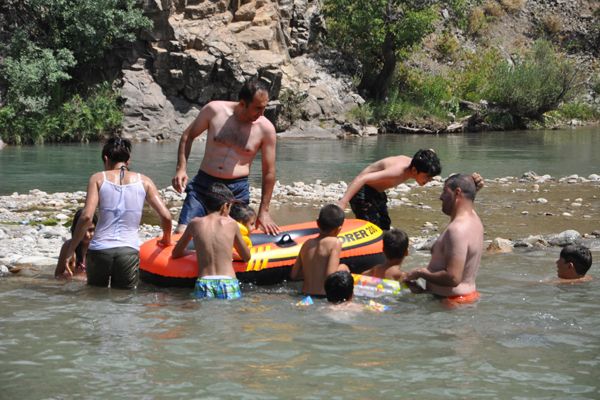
172 183 252 300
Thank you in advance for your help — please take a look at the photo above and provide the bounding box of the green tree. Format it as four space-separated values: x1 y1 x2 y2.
0 0 152 144
323 0 436 100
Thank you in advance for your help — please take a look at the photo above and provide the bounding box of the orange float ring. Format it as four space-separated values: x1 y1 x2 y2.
140 219 385 287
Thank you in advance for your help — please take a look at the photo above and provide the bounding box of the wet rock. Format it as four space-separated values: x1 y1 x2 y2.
521 211 529 215
414 236 437 251
513 240 533 248
548 230 581 246
535 198 548 204
588 174 600 181
487 237 513 253
0 265 9 276
523 235 549 247
562 212 572 217
12 255 57 269
570 202 582 207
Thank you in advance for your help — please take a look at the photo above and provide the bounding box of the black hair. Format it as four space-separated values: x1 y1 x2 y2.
445 173 477 201
325 271 354 304
230 203 256 225
203 183 235 213
71 208 98 265
560 244 593 276
238 79 270 104
383 229 409 261
317 204 345 233
409 149 442 177
101 136 132 163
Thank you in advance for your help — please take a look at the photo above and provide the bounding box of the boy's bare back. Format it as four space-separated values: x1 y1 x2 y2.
292 236 345 296
362 264 406 281
176 213 249 278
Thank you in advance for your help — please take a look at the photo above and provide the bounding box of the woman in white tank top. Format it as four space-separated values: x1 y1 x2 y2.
65 137 172 289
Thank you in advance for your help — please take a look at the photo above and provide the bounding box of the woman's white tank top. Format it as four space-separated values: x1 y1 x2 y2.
89 172 146 251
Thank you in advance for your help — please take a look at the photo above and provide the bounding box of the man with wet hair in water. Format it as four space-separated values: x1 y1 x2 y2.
403 174 484 303
172 79 279 235
337 149 442 230
556 244 593 282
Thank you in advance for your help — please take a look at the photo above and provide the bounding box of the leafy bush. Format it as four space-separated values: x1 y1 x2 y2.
467 7 487 35
484 40 581 120
451 48 502 102
556 102 599 120
0 84 122 144
435 31 460 60
278 89 308 125
348 103 374 126
483 1 504 18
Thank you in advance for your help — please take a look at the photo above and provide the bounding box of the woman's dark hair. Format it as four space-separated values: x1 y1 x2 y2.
409 149 441 177
101 137 132 163
325 271 354 303
238 79 270 104
203 183 236 213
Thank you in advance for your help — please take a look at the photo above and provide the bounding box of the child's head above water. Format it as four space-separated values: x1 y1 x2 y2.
409 149 442 185
204 183 236 213
325 271 354 304
382 229 409 262
557 244 592 279
230 203 256 231
317 204 345 234
71 208 97 243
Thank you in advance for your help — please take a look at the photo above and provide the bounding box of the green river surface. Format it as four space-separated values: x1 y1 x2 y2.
1 128 599 399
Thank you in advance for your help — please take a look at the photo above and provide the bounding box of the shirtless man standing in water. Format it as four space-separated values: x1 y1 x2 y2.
404 174 484 299
172 79 279 235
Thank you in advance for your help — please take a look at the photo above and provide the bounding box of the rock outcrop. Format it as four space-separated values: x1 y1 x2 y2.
121 0 360 140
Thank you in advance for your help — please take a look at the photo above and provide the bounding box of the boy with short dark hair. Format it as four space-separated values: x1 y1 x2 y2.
361 229 409 281
337 149 442 230
290 204 350 296
556 244 593 281
172 183 251 299
325 271 354 303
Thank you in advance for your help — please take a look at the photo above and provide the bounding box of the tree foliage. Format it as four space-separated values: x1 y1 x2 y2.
0 0 151 144
323 0 437 100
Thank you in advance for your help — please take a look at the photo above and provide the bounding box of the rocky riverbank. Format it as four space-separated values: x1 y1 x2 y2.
1 171 599 278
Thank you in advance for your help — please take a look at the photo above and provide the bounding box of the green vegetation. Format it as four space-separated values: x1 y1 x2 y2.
323 0 437 100
0 0 151 144
347 39 588 130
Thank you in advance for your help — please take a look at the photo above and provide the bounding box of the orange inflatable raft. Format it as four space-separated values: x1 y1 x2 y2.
140 219 385 287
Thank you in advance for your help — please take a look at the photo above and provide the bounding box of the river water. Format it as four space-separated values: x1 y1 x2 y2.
1 128 600 399
1 128 600 195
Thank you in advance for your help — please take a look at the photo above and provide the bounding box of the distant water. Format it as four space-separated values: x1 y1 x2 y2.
0 127 599 195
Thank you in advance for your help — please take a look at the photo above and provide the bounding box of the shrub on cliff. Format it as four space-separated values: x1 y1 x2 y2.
484 40 582 122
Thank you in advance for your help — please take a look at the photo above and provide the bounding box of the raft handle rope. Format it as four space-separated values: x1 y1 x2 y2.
276 233 297 248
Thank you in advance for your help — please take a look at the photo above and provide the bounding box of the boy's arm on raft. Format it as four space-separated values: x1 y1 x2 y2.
144 176 172 245
290 246 305 281
233 224 252 262
172 225 194 259
326 240 344 276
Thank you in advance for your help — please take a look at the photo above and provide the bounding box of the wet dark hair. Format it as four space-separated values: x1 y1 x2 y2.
325 271 354 304
238 79 270 104
203 183 236 213
383 229 409 261
71 208 98 265
445 173 477 201
409 149 442 177
101 136 132 163
560 244 592 276
230 203 256 225
70 208 98 236
317 204 345 233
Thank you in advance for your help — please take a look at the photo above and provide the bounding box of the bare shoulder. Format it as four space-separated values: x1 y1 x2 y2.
257 116 276 135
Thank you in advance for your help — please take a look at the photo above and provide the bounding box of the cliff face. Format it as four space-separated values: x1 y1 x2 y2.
121 0 361 141
120 0 599 141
